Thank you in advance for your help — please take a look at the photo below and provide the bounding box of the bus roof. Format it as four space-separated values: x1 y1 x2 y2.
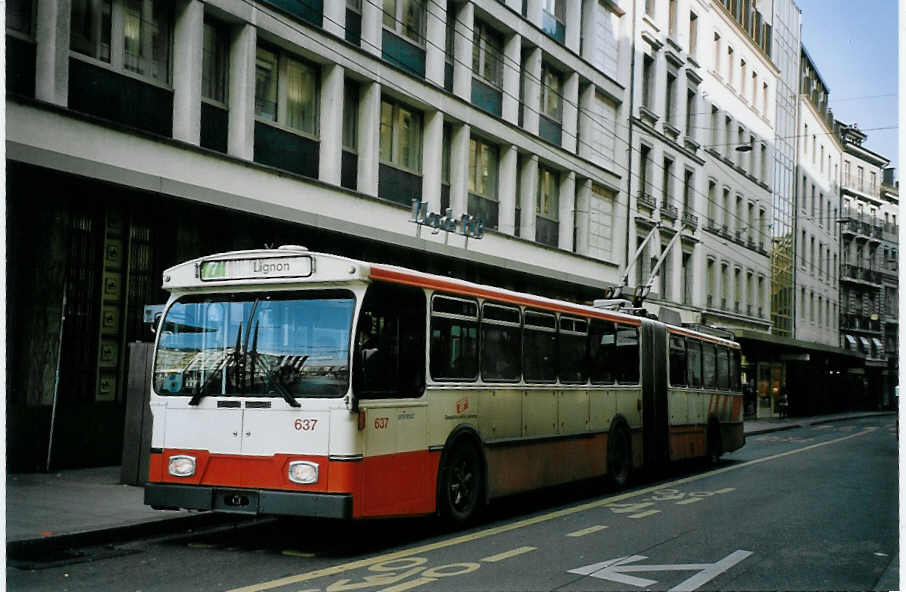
161 247 739 349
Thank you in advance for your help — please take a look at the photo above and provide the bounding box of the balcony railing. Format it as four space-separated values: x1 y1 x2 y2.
661 201 679 220
682 212 699 230
638 192 657 210
841 264 881 285
841 178 880 199
840 314 881 332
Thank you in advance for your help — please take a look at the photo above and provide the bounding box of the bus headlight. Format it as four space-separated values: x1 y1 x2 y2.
168 455 196 477
288 461 319 484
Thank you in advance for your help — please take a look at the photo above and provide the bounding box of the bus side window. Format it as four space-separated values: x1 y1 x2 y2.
716 347 730 389
430 295 479 381
524 310 557 383
559 317 589 384
686 339 702 388
615 325 640 384
481 303 522 382
669 334 687 387
355 283 426 398
702 343 717 389
589 320 616 384
730 349 740 391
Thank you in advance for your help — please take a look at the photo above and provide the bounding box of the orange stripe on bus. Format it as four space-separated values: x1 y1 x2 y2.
369 266 643 326
666 326 741 349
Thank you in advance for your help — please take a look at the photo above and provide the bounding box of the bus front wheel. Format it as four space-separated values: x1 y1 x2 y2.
607 424 632 489
438 441 483 524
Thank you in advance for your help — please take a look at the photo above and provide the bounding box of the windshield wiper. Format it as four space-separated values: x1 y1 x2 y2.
189 323 241 406
264 354 305 408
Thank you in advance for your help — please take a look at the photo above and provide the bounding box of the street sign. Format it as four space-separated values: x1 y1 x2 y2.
568 550 753 592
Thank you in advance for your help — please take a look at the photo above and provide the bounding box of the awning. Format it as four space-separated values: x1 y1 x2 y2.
858 336 871 352
843 334 857 349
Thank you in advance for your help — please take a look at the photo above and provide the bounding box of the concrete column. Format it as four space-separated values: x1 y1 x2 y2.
452 3 474 101
35 0 71 106
318 64 345 185
357 82 381 196
109 0 125 70
172 0 203 145
323 0 345 38
565 0 582 53
502 33 522 124
520 155 539 240
228 23 256 160
525 0 543 28
425 2 447 86
580 0 597 63
522 48 542 136
450 123 471 214
574 179 592 256
422 110 444 211
498 145 518 235
558 172 577 251
577 84 595 162
562 73 579 153
505 0 521 11
361 0 382 57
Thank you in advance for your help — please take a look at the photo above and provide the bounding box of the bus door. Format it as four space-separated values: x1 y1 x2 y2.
640 323 669 470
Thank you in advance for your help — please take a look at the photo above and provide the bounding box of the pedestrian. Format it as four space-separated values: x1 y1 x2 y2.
778 388 789 419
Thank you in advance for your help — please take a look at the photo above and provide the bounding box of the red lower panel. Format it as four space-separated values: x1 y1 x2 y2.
486 436 607 498
148 449 441 519
668 426 706 461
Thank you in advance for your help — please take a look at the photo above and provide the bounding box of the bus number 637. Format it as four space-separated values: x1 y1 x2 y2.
294 418 318 431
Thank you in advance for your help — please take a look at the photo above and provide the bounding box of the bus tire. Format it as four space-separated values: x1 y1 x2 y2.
607 423 632 489
437 440 484 524
707 420 723 464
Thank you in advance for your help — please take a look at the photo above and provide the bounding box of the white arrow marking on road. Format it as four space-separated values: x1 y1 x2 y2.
568 550 754 592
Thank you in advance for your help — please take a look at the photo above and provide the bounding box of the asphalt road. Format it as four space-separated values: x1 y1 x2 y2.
8 416 898 591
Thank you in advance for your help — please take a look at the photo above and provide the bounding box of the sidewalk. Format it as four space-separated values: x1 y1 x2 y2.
6 411 895 553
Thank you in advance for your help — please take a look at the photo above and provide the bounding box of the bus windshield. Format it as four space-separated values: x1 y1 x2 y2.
153 290 355 399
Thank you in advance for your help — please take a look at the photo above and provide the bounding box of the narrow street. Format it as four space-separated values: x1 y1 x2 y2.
8 416 897 591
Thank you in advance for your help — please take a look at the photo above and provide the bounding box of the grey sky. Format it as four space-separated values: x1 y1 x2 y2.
794 0 899 174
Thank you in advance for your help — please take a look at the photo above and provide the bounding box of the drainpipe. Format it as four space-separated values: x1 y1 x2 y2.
623 0 639 275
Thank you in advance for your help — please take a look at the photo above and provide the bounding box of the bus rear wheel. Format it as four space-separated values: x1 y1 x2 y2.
438 441 483 524
607 424 632 489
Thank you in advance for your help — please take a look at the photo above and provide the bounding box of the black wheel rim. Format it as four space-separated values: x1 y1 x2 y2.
448 449 477 515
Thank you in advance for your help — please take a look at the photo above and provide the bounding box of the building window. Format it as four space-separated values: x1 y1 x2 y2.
468 136 499 228
71 0 171 84
540 63 563 123
383 0 426 46
536 166 559 247
472 22 503 89
713 33 721 75
668 0 677 37
665 72 676 124
688 12 698 57
727 46 734 86
255 47 319 137
380 98 422 173
541 0 566 43
645 0 655 17
342 82 358 151
642 54 654 109
7 0 34 35
202 21 229 104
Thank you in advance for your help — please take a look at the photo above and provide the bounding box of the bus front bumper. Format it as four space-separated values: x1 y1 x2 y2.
144 483 353 519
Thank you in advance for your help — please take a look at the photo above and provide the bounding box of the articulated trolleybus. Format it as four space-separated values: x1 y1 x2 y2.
145 246 744 522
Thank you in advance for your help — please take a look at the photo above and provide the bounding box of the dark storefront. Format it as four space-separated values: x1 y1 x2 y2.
6 163 608 472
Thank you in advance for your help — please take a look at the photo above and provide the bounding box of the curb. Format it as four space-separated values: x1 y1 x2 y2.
744 424 804 436
807 411 895 426
7 512 248 558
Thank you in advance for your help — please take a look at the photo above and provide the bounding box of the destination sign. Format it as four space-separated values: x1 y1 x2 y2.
199 256 313 281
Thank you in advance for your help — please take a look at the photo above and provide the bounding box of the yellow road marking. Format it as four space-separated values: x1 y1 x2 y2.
377 576 436 592
675 497 703 505
226 428 874 592
714 487 736 494
481 546 537 562
628 510 661 518
566 525 609 537
282 550 316 558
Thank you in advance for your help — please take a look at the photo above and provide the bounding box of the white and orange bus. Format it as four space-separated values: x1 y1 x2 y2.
145 246 744 522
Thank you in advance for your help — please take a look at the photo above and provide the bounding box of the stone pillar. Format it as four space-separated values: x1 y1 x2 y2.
574 179 592 256
502 33 522 124
522 48 542 136
425 2 447 86
565 0 582 53
319 64 345 185
581 0 597 62
323 0 345 38
653 54 667 120
558 172 577 251
449 123 471 214
498 145 519 235
172 0 203 144
452 2 474 101
228 23 256 160
422 110 444 211
35 0 71 106
562 73 579 153
505 0 521 10
361 0 382 57
520 155 539 240
525 0 543 28
577 84 596 162
357 82 381 196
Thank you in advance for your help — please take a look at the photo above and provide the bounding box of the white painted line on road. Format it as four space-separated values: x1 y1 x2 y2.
714 488 735 494
628 510 661 519
567 525 609 537
675 497 703 505
227 428 874 592
481 546 536 562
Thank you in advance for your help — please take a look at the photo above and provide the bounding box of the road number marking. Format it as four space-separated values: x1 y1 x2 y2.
567 525 609 537
481 547 536 562
607 501 655 514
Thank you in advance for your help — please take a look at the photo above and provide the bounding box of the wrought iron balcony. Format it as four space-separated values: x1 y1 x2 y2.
661 201 679 220
638 192 657 210
841 264 882 285
682 212 699 230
